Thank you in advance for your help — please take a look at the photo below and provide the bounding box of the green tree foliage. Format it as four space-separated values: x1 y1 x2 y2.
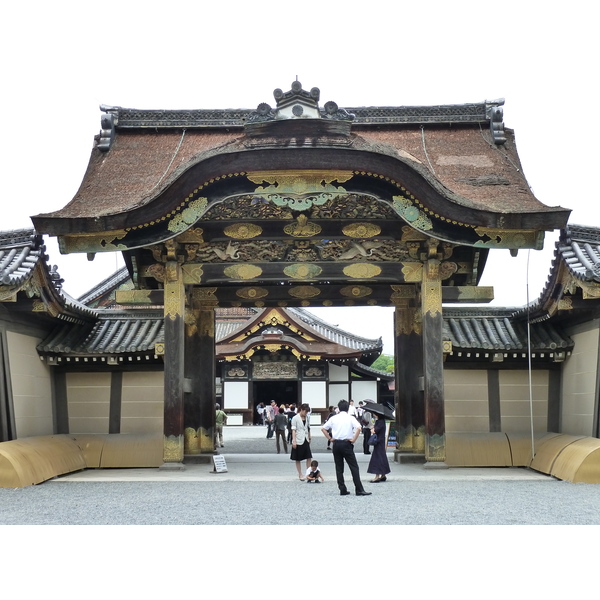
371 354 394 373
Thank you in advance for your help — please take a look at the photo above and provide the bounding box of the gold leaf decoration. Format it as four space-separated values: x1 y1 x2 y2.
288 286 321 299
342 263 382 279
167 198 208 233
283 214 322 237
342 223 381 238
224 264 263 280
401 262 423 282
236 287 269 300
283 263 323 279
340 285 372 298
224 223 263 239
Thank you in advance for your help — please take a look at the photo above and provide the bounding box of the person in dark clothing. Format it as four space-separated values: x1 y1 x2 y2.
367 413 391 483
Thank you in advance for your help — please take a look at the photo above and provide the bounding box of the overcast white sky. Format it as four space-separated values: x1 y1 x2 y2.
2 1 597 355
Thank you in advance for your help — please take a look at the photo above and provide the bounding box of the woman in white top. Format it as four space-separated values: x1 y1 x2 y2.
290 403 312 480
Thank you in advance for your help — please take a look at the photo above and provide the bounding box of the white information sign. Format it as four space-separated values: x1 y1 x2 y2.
212 455 228 473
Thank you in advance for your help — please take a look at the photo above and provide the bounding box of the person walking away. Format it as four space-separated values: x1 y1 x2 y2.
265 400 276 439
325 406 336 450
290 403 312 480
367 413 391 483
256 402 265 426
361 404 372 454
274 407 289 454
214 403 227 449
286 403 297 444
321 399 371 496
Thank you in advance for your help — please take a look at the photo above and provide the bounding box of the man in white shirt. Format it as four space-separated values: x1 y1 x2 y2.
321 400 372 496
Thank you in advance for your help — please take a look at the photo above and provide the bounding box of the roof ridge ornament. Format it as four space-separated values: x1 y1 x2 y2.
247 81 354 123
485 98 506 145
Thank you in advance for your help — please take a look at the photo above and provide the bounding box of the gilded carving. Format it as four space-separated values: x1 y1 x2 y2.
342 223 381 238
32 299 47 312
184 427 199 454
163 435 184 462
167 198 208 233
253 361 298 380
390 285 416 302
226 366 247 378
422 282 442 317
283 214 322 237
182 264 203 284
342 263 382 279
177 227 204 243
311 194 398 220
473 227 542 249
224 223 263 239
283 263 322 279
338 240 384 260
425 433 446 462
558 297 573 311
203 195 293 220
164 262 184 320
401 263 423 282
340 285 372 298
224 264 263 280
248 169 352 211
288 286 321 299
60 231 128 253
192 287 218 307
439 261 459 280
393 196 433 231
155 342 165 355
236 287 269 300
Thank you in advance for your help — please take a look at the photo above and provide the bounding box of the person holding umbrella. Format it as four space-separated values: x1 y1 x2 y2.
362 401 393 483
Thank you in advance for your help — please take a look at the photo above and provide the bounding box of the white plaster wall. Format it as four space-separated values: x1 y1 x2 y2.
328 382 349 405
329 364 348 382
301 380 326 409
224 381 249 409
499 370 549 433
561 323 599 436
66 372 111 434
444 369 490 433
351 380 378 403
7 331 53 437
121 371 164 434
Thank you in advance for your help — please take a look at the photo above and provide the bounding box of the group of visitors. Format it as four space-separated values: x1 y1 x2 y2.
218 397 391 496
257 400 300 454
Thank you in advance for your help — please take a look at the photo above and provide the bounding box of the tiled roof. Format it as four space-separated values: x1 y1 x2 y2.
286 307 382 352
0 229 96 323
39 311 163 355
78 266 130 305
0 229 44 286
443 307 572 351
556 224 600 283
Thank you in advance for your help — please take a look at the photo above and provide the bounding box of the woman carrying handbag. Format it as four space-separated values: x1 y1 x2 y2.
367 413 390 483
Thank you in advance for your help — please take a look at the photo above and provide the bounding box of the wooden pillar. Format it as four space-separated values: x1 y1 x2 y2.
184 304 216 454
421 254 447 467
162 260 185 465
392 289 424 456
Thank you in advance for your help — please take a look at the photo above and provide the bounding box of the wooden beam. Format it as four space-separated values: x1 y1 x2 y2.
442 286 494 303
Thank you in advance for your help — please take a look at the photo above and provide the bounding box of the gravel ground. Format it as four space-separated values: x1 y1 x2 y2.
3 425 600 525
1 478 599 525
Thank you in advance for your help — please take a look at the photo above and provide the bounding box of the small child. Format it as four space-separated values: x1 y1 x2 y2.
306 460 325 483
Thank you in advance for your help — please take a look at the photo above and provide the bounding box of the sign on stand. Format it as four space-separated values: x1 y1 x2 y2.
212 454 228 473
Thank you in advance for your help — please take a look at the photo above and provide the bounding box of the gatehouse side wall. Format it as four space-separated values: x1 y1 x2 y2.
121 371 163 434
499 370 549 433
444 369 489 433
561 321 599 437
66 372 111 434
7 331 53 438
